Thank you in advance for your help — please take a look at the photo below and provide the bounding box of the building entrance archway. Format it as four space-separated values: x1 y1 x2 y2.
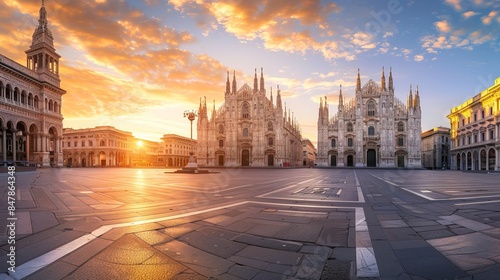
367 149 376 167
347 155 354 167
242 150 250 166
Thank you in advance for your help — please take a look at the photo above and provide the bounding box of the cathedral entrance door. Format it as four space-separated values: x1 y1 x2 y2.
267 154 274 166
330 155 337 167
367 149 376 167
242 150 250 166
347 155 354 167
82 158 86 167
218 155 224 166
397 155 405 167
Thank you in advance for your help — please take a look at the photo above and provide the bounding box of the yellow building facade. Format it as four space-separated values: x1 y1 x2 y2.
447 77 500 171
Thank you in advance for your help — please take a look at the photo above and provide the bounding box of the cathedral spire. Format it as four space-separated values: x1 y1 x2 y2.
225 71 230 95
270 86 273 105
232 70 237 94
338 84 343 111
414 85 421 109
381 67 386 91
276 85 282 109
212 99 216 120
32 0 53 47
407 85 413 109
259 67 265 93
388 67 394 92
356 68 361 92
253 68 258 93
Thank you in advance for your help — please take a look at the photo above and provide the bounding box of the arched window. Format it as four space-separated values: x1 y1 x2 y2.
28 93 33 106
219 139 224 148
268 121 273 131
398 122 405 132
242 102 250 119
6 85 12 99
243 127 249 137
348 138 353 147
268 137 274 146
331 138 336 148
368 126 375 136
21 91 26 104
367 100 376 116
100 140 106 146
398 136 404 146
34 96 39 108
347 122 353 132
49 100 53 111
218 124 224 134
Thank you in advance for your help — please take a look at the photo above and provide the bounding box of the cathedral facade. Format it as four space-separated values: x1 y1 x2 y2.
317 68 422 168
197 69 302 167
0 1 65 167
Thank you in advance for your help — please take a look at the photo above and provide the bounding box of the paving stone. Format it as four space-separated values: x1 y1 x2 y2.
418 229 455 240
320 259 351 280
274 224 323 243
24 260 77 280
380 219 409 228
178 231 246 258
294 253 326 279
329 247 356 261
372 240 407 279
395 246 468 279
64 234 187 280
383 228 421 241
428 232 500 271
163 223 203 238
228 255 295 275
155 240 233 276
411 224 448 232
233 233 303 252
198 226 239 240
450 227 474 235
317 227 348 247
227 264 260 280
245 223 288 237
61 237 113 266
252 270 285 280
250 212 312 224
236 246 302 266
134 230 173 245
389 240 429 250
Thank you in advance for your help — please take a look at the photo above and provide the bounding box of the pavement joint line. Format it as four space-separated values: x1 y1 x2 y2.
5 201 248 280
256 184 298 198
402 187 500 201
368 173 399 186
455 199 500 205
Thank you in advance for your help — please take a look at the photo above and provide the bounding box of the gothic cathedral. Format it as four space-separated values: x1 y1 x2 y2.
197 69 302 167
317 68 422 168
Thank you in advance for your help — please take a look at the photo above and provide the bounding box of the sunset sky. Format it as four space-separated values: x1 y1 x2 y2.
1 0 499 145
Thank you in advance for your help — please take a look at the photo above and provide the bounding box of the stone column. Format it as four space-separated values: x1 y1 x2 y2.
1 128 6 161
26 132 30 163
12 130 17 161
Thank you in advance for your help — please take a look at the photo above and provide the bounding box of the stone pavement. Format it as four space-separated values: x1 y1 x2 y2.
1 168 500 279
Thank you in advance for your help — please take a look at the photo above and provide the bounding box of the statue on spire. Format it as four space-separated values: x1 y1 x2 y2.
356 68 361 92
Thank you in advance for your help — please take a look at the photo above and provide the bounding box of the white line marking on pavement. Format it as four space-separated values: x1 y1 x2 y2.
354 170 360 186
357 187 365 203
336 189 342 196
5 199 377 279
257 184 297 198
355 208 379 277
455 199 500 206
7 201 248 280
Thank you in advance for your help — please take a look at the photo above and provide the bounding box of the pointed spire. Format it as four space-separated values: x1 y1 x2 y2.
320 96 324 110
253 68 258 93
338 84 344 110
381 67 386 91
388 67 394 92
356 68 361 92
232 70 237 94
414 85 420 108
212 99 216 120
225 71 230 94
32 0 54 47
276 85 282 109
407 85 413 109
259 67 265 93
270 86 273 104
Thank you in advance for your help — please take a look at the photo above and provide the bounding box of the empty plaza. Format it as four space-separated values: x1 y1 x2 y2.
1 168 500 279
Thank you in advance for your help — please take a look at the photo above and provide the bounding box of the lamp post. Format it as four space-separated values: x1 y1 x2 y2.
183 110 198 168
183 110 198 140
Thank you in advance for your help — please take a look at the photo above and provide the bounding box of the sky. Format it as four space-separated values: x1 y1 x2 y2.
1 0 499 146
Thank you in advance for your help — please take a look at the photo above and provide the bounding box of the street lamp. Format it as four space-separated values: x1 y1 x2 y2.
183 109 198 169
183 110 198 140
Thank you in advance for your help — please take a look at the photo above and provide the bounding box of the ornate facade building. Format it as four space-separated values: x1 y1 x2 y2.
62 126 133 167
421 127 450 169
0 1 65 167
317 68 422 168
302 138 316 167
197 69 302 167
161 134 197 167
447 77 500 171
